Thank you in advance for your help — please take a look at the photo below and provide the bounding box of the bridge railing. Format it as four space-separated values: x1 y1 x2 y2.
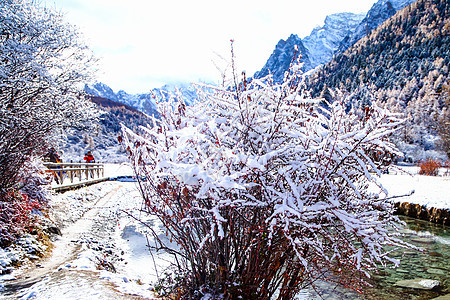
43 162 105 186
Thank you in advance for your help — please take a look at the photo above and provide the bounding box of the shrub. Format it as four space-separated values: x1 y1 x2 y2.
0 159 49 246
0 191 40 247
122 56 407 299
418 158 442 176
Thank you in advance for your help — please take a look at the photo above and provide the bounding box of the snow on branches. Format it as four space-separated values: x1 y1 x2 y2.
0 0 96 244
122 64 407 298
0 0 96 187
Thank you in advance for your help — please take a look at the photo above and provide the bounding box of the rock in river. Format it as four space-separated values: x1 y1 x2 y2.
394 278 441 290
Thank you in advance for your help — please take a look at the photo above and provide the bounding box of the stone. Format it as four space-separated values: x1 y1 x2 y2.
46 226 62 236
396 269 410 273
411 238 435 245
427 268 446 275
403 250 419 256
429 251 444 257
394 278 441 290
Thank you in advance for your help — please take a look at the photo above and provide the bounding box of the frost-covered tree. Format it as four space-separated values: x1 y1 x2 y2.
437 83 450 157
122 53 408 299
0 0 96 244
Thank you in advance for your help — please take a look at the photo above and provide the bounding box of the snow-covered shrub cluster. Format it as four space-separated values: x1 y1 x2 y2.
0 159 52 246
0 190 40 247
0 0 96 245
122 57 408 298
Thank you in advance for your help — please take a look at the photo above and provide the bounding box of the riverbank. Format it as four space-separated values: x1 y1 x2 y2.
379 165 450 226
394 202 449 226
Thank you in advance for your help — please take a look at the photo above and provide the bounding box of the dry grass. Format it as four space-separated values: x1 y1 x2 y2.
418 159 442 176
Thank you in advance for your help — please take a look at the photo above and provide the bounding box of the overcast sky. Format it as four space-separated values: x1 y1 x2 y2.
43 0 377 94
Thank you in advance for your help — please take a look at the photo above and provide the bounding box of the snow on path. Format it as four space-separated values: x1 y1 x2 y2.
2 180 167 299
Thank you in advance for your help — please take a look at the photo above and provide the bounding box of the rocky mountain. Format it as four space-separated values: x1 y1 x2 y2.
337 0 416 52
84 82 198 116
254 0 417 83
254 34 312 82
307 0 449 161
303 12 365 69
254 13 365 82
84 82 118 103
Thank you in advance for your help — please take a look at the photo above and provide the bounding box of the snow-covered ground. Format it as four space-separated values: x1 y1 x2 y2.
1 164 448 299
103 163 135 178
1 164 173 299
379 165 450 209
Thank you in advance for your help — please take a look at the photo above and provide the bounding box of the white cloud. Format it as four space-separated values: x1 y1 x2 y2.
44 0 376 93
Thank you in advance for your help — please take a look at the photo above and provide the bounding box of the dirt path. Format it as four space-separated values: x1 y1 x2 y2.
2 182 146 299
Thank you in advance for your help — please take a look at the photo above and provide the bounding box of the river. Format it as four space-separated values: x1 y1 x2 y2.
366 216 449 299
295 216 449 300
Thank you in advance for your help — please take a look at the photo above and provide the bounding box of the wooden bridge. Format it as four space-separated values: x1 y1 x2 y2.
43 162 109 192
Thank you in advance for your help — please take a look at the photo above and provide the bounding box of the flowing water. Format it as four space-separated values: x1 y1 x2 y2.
299 216 449 300
366 216 449 299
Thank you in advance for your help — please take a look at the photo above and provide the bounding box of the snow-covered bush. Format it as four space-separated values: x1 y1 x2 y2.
122 59 408 299
18 159 51 205
0 0 96 244
0 190 40 247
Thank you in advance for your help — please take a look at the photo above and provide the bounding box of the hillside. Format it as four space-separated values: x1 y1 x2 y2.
254 0 413 83
337 0 416 52
306 0 449 161
58 95 152 163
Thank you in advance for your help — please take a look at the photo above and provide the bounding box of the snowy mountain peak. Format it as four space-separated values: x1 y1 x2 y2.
84 82 199 116
302 12 365 68
84 82 119 102
277 34 301 49
254 34 312 83
255 0 418 81
254 12 365 81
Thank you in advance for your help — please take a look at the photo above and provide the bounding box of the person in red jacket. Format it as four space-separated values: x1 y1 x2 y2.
84 151 95 163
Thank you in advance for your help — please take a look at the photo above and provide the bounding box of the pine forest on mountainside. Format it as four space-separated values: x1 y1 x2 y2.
306 0 449 158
